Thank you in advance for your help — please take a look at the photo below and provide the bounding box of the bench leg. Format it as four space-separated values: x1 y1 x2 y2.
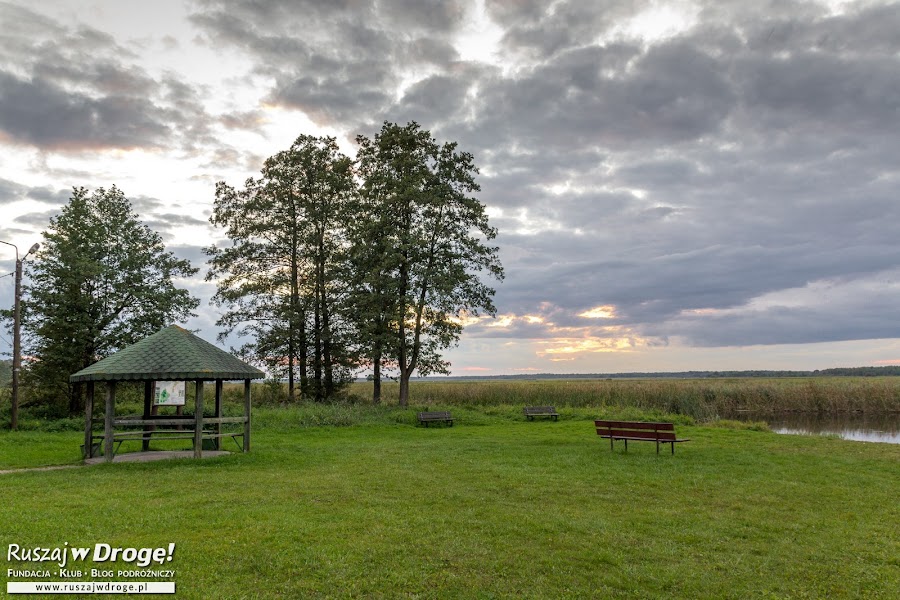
610 437 614 451
624 438 627 452
671 442 675 455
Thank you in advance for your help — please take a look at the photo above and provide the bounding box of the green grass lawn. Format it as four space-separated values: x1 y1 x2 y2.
1 415 898 598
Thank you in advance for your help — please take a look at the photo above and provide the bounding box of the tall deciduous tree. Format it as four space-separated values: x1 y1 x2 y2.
353 122 504 406
23 186 199 415
206 135 356 401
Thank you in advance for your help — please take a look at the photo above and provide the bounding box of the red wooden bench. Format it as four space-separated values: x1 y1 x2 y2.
595 420 690 454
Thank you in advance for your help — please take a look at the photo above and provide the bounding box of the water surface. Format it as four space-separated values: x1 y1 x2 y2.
729 412 900 444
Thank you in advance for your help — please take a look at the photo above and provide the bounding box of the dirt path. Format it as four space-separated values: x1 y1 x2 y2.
0 464 82 475
1 450 233 474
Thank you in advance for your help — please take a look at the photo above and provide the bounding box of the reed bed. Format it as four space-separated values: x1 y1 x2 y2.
4 377 899 430
349 377 900 420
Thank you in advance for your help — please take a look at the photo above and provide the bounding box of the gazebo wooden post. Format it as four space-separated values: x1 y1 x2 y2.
84 381 94 458
142 381 153 452
104 381 116 463
243 379 251 453
193 380 204 459
214 379 223 451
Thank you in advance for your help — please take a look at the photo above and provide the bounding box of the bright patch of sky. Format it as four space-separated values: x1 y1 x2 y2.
606 0 700 44
455 0 505 66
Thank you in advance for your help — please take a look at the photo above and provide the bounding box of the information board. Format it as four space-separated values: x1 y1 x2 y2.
154 381 186 406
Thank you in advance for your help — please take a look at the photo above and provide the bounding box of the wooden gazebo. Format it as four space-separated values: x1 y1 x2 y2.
70 325 265 463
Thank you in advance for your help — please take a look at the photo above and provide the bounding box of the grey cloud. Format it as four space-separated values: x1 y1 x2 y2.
401 37 460 65
129 195 165 214
0 177 29 201
168 244 210 267
24 186 70 205
219 109 266 130
444 40 734 166
147 213 208 228
0 72 171 150
378 0 467 32
13 209 59 228
0 4 221 154
0 178 69 209
444 3 900 350
733 52 900 135
190 0 468 128
488 0 638 59
438 2 900 352
664 272 900 347
390 74 473 127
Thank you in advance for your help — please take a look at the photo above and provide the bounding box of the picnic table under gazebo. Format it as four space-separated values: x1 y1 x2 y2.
70 325 265 463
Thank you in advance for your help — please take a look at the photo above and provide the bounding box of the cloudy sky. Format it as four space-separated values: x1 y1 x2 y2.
2 0 900 375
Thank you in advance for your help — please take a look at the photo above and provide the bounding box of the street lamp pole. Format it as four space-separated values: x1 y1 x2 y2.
1 240 39 431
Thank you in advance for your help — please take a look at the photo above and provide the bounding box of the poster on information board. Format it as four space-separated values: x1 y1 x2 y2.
153 381 186 406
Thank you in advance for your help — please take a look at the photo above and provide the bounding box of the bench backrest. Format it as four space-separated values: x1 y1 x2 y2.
594 420 677 441
419 411 452 420
524 406 557 414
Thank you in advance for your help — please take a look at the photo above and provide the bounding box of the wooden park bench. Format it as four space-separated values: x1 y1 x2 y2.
523 406 559 421
417 411 454 427
595 420 690 454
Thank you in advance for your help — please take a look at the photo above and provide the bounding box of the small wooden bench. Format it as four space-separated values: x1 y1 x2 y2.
523 406 559 421
417 411 454 427
595 420 690 454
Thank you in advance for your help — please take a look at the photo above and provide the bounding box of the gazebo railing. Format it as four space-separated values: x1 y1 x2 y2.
86 416 250 458
84 378 254 461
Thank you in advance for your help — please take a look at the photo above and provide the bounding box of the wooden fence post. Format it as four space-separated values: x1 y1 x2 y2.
194 380 204 459
84 381 94 459
104 382 116 463
243 379 251 453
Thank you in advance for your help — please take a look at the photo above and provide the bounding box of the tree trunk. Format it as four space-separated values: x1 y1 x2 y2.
69 382 82 416
323 313 333 399
320 236 333 400
287 323 296 402
372 355 382 404
313 293 323 402
299 316 309 398
289 240 299 402
398 370 410 407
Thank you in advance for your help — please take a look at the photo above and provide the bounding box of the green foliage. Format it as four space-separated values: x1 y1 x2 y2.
207 125 503 407
22 186 199 416
207 135 356 401
352 122 504 405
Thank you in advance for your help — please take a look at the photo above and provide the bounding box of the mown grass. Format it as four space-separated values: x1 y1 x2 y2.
1 407 898 598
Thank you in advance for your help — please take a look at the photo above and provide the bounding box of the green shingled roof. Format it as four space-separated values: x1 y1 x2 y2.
70 325 265 382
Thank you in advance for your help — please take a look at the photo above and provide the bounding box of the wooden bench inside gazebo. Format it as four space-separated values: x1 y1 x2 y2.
70 325 265 463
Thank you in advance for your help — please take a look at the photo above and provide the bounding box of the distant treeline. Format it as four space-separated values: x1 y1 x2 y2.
411 366 900 381
0 359 9 386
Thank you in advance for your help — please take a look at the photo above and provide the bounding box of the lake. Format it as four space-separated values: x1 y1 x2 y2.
731 412 900 444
